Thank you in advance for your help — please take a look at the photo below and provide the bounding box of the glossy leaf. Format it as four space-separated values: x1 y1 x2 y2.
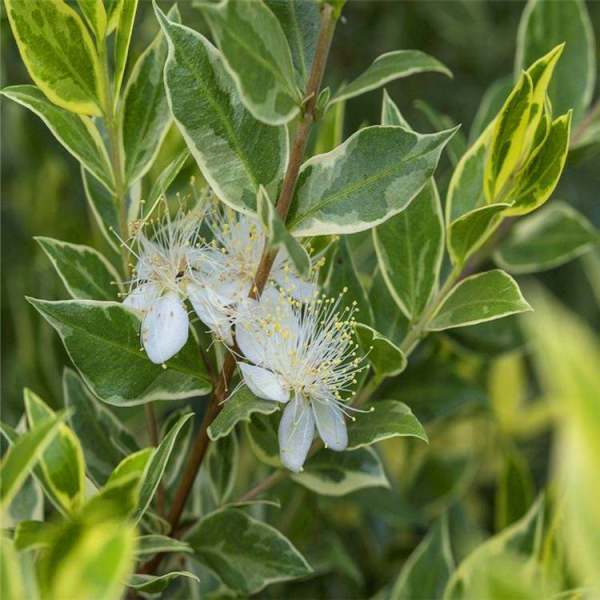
347 400 427 450
128 571 199 595
135 535 192 558
0 413 64 511
428 270 531 331
155 4 288 213
207 432 238 506
36 237 121 301
374 181 444 318
391 515 454 600
1 85 113 190
0 537 25 600
81 167 120 253
28 299 211 406
257 186 311 278
186 508 312 594
447 203 510 266
292 447 389 496
495 202 599 273
136 412 194 520
265 0 320 86
24 389 85 512
331 50 451 105
505 111 572 216
355 324 406 380
63 368 138 485
121 6 179 185
200 0 301 125
208 387 280 442
113 0 138 100
4 0 105 115
516 0 596 124
77 0 106 39
288 125 457 236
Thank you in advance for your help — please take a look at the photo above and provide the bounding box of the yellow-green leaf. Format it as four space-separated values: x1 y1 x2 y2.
4 0 105 115
113 0 139 101
77 0 107 40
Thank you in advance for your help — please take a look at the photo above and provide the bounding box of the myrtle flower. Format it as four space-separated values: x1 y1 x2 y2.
235 288 365 472
122 207 209 364
188 203 315 344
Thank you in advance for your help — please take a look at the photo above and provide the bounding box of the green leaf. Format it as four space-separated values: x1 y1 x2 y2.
129 571 199 595
113 0 138 101
27 299 212 406
381 88 409 128
77 0 107 39
444 496 545 600
495 447 534 531
326 237 374 327
135 535 192 558
37 519 136 600
414 99 467 168
245 412 281 468
391 514 454 600
159 409 193 488
446 123 493 223
256 186 311 278
288 125 457 236
0 413 64 511
516 0 596 124
265 0 320 86
4 0 105 115
428 270 532 331
136 412 194 521
122 6 178 185
155 4 288 213
447 203 510 266
495 202 599 274
199 0 301 125
485 45 563 203
5 473 43 527
1 85 113 190
505 111 572 216
373 180 444 318
0 537 25 600
292 447 389 496
14 520 55 552
186 508 312 594
24 389 85 512
331 50 451 105
347 399 427 450
143 148 190 220
81 167 120 254
208 387 280 442
63 368 138 486
35 237 121 301
207 433 238 507
314 95 346 154
355 324 406 380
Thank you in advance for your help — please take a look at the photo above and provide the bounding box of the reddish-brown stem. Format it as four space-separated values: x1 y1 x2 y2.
140 4 337 576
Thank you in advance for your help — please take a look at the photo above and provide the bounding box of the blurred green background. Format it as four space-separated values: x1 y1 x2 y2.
2 0 599 431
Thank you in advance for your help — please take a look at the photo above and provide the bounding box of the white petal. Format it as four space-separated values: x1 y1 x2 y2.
273 270 317 302
141 292 189 364
312 401 348 451
123 282 160 313
238 363 289 403
187 282 234 345
235 301 268 365
278 398 315 473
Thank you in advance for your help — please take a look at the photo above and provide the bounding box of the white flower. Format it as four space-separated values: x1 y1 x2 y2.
122 207 209 364
188 203 315 344
235 288 365 472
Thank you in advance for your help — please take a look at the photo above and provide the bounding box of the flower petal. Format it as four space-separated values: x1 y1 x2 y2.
123 282 160 313
273 270 317 302
312 400 348 451
187 282 233 344
141 292 189 364
278 398 315 473
235 300 268 365
238 363 289 403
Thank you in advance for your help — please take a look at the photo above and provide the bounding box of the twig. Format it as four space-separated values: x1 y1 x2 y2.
140 5 337 576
